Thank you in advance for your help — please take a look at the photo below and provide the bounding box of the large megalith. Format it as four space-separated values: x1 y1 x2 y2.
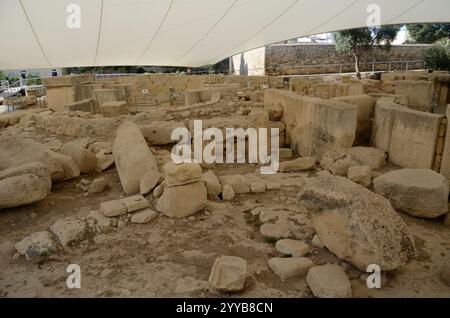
113 121 160 195
298 175 415 271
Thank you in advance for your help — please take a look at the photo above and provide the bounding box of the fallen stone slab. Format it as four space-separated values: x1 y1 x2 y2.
306 264 352 298
209 256 247 292
346 147 386 169
268 257 314 280
0 135 79 182
15 231 58 259
100 199 127 217
50 218 87 246
156 181 207 218
163 162 202 187
120 195 150 213
0 162 52 209
373 169 449 218
275 239 310 257
299 175 415 271
279 157 316 172
131 209 158 224
113 121 160 195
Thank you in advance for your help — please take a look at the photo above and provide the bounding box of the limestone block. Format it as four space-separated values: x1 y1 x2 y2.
113 122 160 195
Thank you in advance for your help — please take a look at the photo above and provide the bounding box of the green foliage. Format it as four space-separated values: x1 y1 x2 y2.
424 39 450 72
406 24 450 44
335 25 400 57
334 25 400 78
26 72 42 86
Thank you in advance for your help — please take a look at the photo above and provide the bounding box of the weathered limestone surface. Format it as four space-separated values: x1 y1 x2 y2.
35 113 118 137
209 256 247 292
15 231 58 258
279 157 316 172
50 218 87 246
320 149 360 176
139 121 186 145
156 181 207 218
113 121 160 194
395 80 432 111
332 95 375 145
306 264 352 298
347 165 372 188
390 109 442 169
0 163 52 209
371 98 442 168
265 89 357 159
185 85 239 105
374 169 449 218
101 101 128 117
346 147 386 169
371 98 405 152
92 89 118 109
268 257 314 280
202 170 222 196
0 135 79 182
61 140 97 174
299 175 415 271
163 162 202 187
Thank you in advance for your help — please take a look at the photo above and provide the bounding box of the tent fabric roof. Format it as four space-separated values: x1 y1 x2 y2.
1 0 449 70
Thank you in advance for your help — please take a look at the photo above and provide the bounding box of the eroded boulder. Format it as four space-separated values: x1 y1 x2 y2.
306 264 352 298
15 231 58 258
299 175 415 271
0 162 52 209
373 169 449 218
156 181 207 218
50 218 87 246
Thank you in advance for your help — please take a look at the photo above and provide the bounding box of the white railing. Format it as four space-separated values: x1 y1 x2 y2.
269 60 425 76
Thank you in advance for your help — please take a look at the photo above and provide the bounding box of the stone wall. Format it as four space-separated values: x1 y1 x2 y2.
371 98 443 169
265 44 430 76
264 89 357 159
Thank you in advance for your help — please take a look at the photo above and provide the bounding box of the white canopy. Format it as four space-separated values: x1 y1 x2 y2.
1 0 449 69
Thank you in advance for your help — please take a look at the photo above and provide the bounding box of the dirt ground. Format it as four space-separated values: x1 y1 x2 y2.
1 115 450 298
